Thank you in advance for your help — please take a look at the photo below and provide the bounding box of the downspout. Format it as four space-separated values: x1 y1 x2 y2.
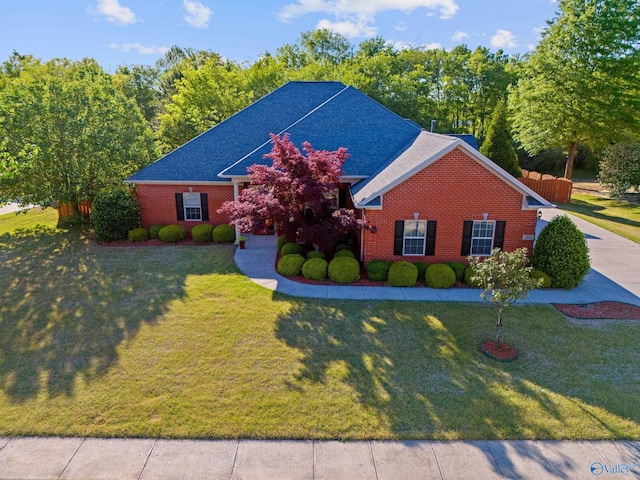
233 180 240 244
360 209 366 262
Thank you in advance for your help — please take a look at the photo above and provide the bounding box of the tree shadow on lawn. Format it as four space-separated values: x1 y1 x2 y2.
0 227 224 402
274 298 639 441
560 198 640 230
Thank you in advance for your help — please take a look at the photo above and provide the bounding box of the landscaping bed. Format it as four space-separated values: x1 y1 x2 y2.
553 301 640 320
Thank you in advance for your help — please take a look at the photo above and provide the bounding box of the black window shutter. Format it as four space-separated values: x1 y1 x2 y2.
425 221 437 256
461 220 473 256
494 221 506 250
338 189 346 208
393 220 404 256
200 193 209 221
175 193 184 221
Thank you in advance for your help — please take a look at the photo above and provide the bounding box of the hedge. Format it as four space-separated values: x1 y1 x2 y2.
302 258 328 281
328 257 360 284
212 224 235 243
426 263 456 288
277 254 306 277
388 261 418 287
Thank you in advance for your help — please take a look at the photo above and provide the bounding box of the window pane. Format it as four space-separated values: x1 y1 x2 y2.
404 238 425 255
183 193 201 208
404 220 426 237
185 207 201 220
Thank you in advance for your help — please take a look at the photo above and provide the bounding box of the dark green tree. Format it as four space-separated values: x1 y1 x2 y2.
532 215 590 289
480 100 522 177
510 0 640 179
0 58 156 220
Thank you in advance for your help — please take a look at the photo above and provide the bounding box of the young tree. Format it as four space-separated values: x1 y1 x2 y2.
0 58 156 220
480 100 522 178
598 142 640 197
509 0 640 179
218 134 373 252
469 248 542 343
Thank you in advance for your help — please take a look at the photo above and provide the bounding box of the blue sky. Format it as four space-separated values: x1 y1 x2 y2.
2 0 560 71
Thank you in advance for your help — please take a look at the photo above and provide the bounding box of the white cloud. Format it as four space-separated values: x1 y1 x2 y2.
279 0 459 39
95 0 136 25
280 0 459 20
451 31 468 41
110 43 169 55
393 40 442 51
183 0 212 28
490 29 517 49
316 19 377 38
394 21 407 32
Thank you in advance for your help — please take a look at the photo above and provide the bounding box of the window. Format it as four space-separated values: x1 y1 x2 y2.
394 220 437 256
325 189 339 210
470 220 495 256
403 220 426 255
175 192 209 221
461 220 505 257
183 192 202 221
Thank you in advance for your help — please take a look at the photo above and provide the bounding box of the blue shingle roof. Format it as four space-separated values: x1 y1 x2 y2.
127 81 421 183
127 81 349 183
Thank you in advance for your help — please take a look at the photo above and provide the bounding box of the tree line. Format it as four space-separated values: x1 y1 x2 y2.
1 0 639 216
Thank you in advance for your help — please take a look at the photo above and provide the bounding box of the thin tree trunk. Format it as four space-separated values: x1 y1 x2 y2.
496 307 503 343
564 142 577 180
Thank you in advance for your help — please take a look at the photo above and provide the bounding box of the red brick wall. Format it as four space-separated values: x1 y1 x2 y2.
135 184 234 230
362 147 538 264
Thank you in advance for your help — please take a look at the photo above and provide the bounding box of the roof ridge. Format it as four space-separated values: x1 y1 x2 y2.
218 84 351 177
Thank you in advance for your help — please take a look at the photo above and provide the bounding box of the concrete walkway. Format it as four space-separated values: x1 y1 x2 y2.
235 208 640 306
1 436 638 480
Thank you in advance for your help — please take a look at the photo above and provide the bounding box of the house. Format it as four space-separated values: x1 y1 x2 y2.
126 81 552 264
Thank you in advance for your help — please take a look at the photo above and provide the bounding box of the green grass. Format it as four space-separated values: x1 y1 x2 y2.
560 193 640 245
0 214 639 440
0 206 58 235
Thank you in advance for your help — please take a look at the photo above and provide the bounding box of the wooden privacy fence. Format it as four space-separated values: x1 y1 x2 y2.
518 169 572 204
57 201 92 218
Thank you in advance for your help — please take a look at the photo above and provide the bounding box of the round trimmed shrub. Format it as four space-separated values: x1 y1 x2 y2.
531 269 552 289
328 257 360 284
149 224 164 239
335 243 351 252
191 224 213 243
277 234 287 251
388 261 418 287
366 260 392 282
159 224 186 243
281 242 303 256
306 250 326 260
128 227 148 242
92 186 141 242
302 258 328 280
277 254 306 277
464 266 482 287
334 249 355 258
445 261 466 282
426 263 456 289
212 224 235 243
412 262 428 281
532 215 590 289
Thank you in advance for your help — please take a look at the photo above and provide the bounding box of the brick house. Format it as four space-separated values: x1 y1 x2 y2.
126 81 552 263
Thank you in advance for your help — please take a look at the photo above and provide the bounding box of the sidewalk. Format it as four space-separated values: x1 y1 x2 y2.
1 436 638 479
235 209 640 306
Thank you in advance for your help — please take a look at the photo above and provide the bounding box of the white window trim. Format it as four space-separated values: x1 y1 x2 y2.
183 192 202 221
403 220 426 256
470 220 495 256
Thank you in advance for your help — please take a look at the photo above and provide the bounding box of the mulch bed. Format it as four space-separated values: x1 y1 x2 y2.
480 340 519 362
552 301 640 320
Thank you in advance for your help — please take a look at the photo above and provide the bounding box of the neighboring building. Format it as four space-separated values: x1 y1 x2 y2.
126 81 552 263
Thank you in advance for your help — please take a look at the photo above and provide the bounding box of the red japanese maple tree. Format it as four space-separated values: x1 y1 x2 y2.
218 133 374 252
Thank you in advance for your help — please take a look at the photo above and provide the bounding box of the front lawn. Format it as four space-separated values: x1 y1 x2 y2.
1 212 639 440
561 193 640 245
